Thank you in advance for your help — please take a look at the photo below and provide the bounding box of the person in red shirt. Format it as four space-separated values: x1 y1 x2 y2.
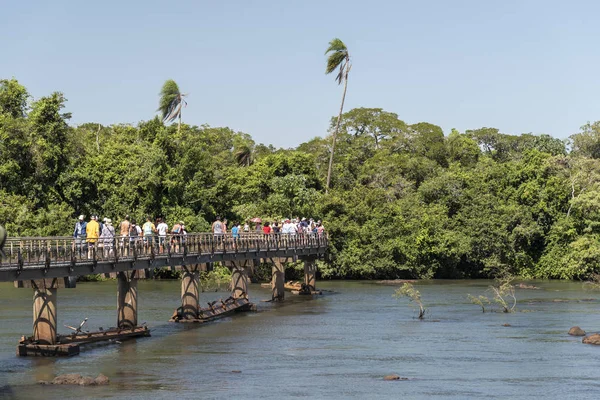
262 222 272 235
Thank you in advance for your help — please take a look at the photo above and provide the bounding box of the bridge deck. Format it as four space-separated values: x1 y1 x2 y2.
0 233 327 282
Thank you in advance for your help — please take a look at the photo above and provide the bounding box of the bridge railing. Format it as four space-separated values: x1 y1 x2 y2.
0 233 328 270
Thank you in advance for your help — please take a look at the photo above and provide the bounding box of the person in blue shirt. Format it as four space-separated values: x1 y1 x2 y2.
73 215 87 252
231 221 241 250
231 221 240 239
73 215 87 239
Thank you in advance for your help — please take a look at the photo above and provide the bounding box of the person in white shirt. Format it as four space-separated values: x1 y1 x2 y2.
282 219 295 235
156 217 169 253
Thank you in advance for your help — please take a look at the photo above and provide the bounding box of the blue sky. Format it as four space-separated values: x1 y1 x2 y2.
1 0 598 147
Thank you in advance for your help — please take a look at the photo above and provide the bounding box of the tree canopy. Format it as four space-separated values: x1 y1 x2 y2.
2 78 599 280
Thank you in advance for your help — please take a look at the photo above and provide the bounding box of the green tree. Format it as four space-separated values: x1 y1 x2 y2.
447 129 480 167
409 122 448 167
338 107 408 149
0 78 29 118
325 38 351 193
28 92 72 203
571 122 600 159
0 115 30 193
6 76 600 282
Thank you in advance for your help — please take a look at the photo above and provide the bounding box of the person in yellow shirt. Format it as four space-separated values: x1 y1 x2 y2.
86 215 100 259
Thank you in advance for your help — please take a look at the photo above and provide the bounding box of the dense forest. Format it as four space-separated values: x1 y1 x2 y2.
2 78 600 280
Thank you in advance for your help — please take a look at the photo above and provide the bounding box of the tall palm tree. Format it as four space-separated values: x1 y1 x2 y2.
325 38 351 193
158 79 187 133
234 144 254 167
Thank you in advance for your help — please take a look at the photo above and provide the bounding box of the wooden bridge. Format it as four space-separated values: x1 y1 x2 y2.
0 233 328 356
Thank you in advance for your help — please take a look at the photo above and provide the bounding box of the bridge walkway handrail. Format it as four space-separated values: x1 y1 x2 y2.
0 232 328 271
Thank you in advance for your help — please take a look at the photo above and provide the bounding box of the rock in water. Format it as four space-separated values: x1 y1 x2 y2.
383 375 407 381
50 373 105 386
94 374 110 385
516 283 539 289
568 326 586 336
78 377 96 386
582 334 600 345
52 374 84 385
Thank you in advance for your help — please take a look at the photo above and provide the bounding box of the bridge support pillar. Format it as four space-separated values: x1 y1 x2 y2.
181 265 200 319
304 258 317 293
33 284 57 345
231 263 248 299
271 259 285 301
117 271 138 329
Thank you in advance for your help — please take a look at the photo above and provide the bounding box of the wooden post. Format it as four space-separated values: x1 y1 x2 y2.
304 259 317 292
271 259 285 301
117 271 138 329
231 263 248 299
33 286 57 345
181 265 199 319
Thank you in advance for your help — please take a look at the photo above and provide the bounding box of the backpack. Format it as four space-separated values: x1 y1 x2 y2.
102 225 110 238
143 222 154 236
129 224 138 237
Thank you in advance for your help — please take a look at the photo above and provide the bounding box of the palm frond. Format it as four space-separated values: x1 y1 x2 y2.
158 79 181 120
325 38 349 84
326 51 347 75
325 38 347 55
234 145 253 167
165 98 182 123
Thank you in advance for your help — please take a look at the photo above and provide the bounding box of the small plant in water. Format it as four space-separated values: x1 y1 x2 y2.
393 283 426 319
467 271 517 313
491 273 516 313
467 294 490 313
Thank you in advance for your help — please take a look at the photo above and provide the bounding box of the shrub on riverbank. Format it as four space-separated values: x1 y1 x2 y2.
78 274 109 282
200 266 231 292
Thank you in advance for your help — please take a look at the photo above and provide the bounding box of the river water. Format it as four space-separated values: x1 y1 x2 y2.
1 279 599 399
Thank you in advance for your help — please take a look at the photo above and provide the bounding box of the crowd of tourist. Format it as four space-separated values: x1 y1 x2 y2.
73 214 187 257
211 216 325 237
73 214 325 257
